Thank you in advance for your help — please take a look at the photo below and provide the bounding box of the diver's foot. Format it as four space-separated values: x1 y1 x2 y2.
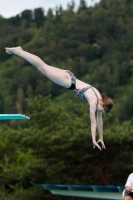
93 141 102 151
5 46 22 54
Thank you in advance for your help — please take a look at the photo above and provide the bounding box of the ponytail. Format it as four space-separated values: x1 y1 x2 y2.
101 93 114 113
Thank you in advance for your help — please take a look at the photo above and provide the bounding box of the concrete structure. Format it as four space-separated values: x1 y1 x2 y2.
37 184 124 200
0 114 30 120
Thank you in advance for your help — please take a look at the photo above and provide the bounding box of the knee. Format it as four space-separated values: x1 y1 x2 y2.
124 196 132 200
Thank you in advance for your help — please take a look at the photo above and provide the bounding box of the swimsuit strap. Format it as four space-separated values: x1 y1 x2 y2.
89 86 99 105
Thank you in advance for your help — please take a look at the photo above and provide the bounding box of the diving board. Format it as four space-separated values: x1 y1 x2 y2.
0 114 30 120
36 184 124 200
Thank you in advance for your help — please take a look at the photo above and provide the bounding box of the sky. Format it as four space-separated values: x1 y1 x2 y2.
0 0 100 18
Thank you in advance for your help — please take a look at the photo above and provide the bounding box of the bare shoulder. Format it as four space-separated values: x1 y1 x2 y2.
85 89 98 104
92 86 102 98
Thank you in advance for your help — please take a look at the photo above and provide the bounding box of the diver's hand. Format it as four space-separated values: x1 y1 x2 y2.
93 141 102 151
125 186 132 193
97 138 106 149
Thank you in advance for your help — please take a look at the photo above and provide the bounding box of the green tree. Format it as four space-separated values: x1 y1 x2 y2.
34 8 45 28
78 0 87 10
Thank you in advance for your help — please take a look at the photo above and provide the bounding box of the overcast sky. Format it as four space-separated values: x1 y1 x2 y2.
0 0 100 18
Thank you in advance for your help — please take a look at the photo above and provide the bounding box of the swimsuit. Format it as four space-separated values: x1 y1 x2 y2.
66 70 98 103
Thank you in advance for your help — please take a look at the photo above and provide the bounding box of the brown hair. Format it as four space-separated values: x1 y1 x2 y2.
101 93 114 114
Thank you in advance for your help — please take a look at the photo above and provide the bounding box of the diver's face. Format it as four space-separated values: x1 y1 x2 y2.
97 100 106 114
97 106 104 113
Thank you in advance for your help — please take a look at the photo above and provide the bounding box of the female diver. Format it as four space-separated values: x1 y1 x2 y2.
5 46 114 150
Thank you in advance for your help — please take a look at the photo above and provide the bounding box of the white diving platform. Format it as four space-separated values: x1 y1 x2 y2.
0 114 30 120
36 184 125 200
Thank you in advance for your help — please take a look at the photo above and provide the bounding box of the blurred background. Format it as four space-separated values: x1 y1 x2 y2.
0 0 133 199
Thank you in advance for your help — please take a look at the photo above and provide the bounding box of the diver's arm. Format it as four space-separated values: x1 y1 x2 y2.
96 111 106 149
89 104 102 150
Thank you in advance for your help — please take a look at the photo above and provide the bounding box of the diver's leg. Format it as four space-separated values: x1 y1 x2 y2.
5 47 71 88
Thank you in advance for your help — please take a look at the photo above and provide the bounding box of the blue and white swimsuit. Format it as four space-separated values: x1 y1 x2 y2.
66 70 98 103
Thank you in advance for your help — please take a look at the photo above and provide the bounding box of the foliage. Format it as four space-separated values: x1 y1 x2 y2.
0 95 132 199
0 0 133 121
0 0 133 199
